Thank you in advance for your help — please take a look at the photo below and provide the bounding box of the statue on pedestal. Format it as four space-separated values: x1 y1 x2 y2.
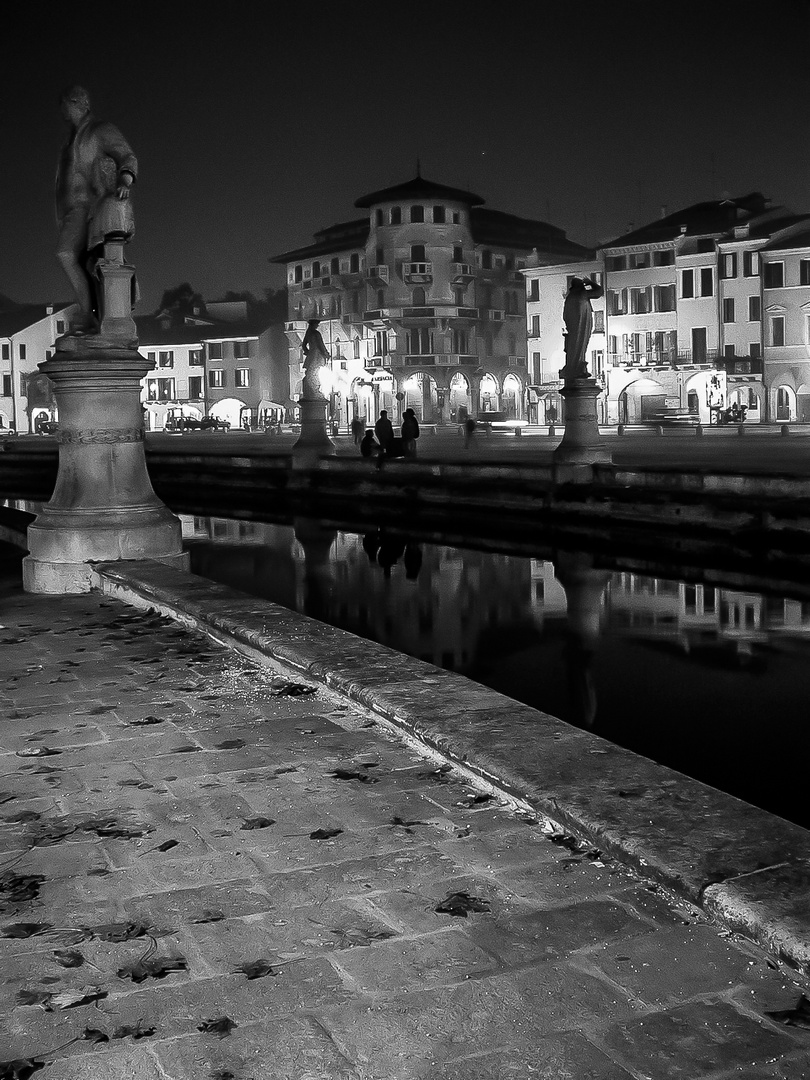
301 319 330 399
55 86 138 336
560 277 603 383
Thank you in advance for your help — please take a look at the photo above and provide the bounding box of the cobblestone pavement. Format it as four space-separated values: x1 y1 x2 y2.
1 544 810 1079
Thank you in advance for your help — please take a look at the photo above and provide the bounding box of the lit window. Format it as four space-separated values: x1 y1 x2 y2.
189 349 203 366
209 370 225 388
158 350 173 367
235 368 251 388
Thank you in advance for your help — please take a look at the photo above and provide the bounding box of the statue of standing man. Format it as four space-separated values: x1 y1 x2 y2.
56 86 138 334
560 277 604 383
301 319 330 399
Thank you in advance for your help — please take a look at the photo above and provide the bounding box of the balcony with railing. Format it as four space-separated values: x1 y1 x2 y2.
402 261 433 283
451 262 475 284
609 348 721 368
366 265 390 286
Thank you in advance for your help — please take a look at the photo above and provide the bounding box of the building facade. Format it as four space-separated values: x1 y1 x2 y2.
272 175 589 427
137 299 289 431
0 302 76 433
525 195 810 425
759 226 810 422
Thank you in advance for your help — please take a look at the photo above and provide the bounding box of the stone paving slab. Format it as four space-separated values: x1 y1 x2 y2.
1 545 810 1078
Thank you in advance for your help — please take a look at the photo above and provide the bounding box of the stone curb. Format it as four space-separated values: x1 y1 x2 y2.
79 560 807 979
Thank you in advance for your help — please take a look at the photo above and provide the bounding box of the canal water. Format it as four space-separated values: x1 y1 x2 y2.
182 515 810 830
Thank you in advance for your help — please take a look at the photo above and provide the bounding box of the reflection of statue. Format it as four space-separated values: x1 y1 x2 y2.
301 319 330 399
560 277 603 382
55 86 138 334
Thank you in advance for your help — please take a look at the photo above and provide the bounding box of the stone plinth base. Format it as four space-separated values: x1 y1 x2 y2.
292 397 335 467
24 349 187 595
554 379 611 465
23 551 189 595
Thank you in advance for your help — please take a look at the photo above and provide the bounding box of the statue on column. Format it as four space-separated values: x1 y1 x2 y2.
301 319 330 399
560 277 603 383
55 86 138 335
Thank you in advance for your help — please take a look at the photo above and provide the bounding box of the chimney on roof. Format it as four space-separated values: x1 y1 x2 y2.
679 224 687 234
660 205 667 219
46 305 53 315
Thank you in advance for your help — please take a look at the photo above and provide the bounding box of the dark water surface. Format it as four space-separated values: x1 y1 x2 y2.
182 515 810 830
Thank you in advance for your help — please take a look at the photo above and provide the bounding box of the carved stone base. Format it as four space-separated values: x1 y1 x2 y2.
23 350 188 595
292 397 335 467
553 379 612 465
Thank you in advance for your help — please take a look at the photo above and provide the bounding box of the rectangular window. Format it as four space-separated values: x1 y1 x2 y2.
606 255 626 271
411 244 426 262
19 344 26 361
722 253 738 278
528 279 539 301
408 328 432 354
748 295 761 322
531 314 541 336
209 369 225 388
630 286 651 314
390 206 401 225
593 310 604 333
146 379 158 401
433 206 445 223
235 368 251 388
691 326 707 362
763 262 784 288
653 250 675 267
189 349 203 366
607 288 627 315
294 265 303 282
722 298 735 323
750 342 762 359
2 374 11 397
654 284 676 311
188 376 203 399
233 341 250 359
532 352 541 381
1 344 8 361
743 251 758 277
453 245 463 262
801 260 810 286
158 350 173 367
700 267 714 297
56 319 65 333
375 246 384 265
724 344 736 358
681 269 694 298
158 378 175 400
630 252 650 269
771 315 785 346
410 205 424 223
374 330 389 357
208 342 223 360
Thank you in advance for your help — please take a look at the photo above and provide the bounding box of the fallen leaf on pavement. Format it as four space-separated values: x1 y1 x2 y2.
45 986 108 1010
197 1016 238 1038
272 683 315 697
92 921 149 942
80 1028 109 1044
190 909 225 924
309 827 342 840
0 1059 44 1079
241 817 275 831
128 716 164 726
2 922 51 939
215 739 246 750
330 769 378 784
112 1023 156 1040
52 949 85 968
235 959 278 980
435 892 491 918
117 956 187 983
15 748 61 758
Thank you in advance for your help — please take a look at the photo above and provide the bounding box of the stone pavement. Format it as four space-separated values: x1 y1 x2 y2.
1 544 810 1079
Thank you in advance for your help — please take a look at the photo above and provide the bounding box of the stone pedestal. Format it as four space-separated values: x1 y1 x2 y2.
553 379 611 465
23 349 188 594
292 396 335 467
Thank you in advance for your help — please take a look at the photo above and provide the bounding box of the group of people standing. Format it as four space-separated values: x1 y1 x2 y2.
354 409 420 462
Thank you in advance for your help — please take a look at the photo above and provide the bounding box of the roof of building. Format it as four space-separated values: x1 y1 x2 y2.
136 313 268 346
762 226 810 251
0 303 73 338
270 218 371 264
470 208 589 256
601 193 771 249
354 174 485 209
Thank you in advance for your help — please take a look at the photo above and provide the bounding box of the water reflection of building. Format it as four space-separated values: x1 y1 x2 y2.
181 516 810 671
608 572 810 655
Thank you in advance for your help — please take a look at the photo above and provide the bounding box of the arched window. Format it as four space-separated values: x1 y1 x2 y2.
433 206 445 223
412 287 426 306
390 206 401 225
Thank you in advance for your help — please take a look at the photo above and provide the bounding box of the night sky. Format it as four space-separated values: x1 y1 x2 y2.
2 1 808 315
